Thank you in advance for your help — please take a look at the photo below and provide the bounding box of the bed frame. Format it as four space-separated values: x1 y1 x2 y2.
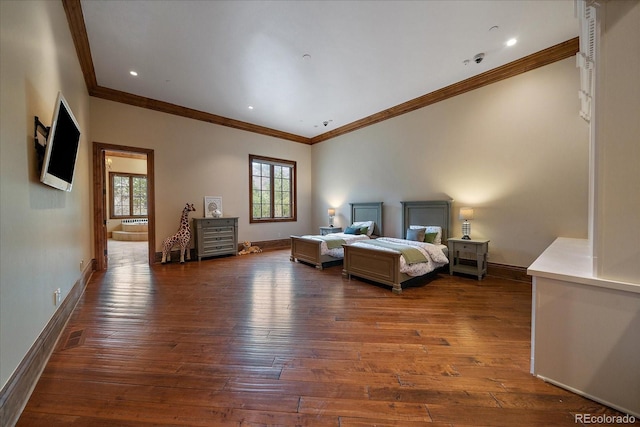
342 200 451 294
290 202 383 269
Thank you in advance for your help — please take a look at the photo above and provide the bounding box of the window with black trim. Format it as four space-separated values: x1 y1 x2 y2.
249 154 296 223
109 172 148 218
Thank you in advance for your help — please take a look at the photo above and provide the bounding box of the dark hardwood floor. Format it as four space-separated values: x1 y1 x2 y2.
17 249 630 426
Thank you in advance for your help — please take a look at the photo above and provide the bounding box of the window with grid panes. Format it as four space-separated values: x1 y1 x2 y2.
249 155 296 223
110 172 148 218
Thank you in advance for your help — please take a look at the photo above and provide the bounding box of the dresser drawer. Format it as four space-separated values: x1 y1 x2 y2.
202 233 234 245
454 242 484 253
202 226 234 237
202 242 236 254
199 218 236 228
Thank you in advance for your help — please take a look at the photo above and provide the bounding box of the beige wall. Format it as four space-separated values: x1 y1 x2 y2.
91 56 590 269
595 0 640 283
0 1 92 387
90 99 313 250
312 57 589 267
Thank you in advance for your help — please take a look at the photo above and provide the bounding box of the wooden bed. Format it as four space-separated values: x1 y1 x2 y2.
342 200 451 294
290 202 383 269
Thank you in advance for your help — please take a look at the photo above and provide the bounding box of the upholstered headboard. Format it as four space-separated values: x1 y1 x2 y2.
350 202 383 236
400 201 451 243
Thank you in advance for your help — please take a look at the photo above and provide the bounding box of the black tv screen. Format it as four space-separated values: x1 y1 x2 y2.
40 92 81 191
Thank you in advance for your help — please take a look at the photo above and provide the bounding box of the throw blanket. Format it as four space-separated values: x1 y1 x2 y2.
359 239 427 264
315 235 346 250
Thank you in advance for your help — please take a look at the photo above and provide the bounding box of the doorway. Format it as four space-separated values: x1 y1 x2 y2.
93 142 155 270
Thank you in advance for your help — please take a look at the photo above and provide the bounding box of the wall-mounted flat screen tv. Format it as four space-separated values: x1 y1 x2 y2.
40 92 81 192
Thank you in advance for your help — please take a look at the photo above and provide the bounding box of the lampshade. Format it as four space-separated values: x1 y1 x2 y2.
459 207 474 221
327 208 336 217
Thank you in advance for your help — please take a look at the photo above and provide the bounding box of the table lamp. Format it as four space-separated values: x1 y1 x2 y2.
328 208 336 227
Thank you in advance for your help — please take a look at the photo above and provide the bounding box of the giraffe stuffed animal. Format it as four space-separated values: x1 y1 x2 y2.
161 203 196 264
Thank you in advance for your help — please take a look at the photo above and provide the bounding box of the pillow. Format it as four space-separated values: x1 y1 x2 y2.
424 226 443 244
351 221 374 236
344 226 361 235
410 225 442 244
424 232 438 244
360 226 369 235
406 227 425 242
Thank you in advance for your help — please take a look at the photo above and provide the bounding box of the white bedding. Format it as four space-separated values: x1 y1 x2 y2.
300 233 370 257
350 237 449 276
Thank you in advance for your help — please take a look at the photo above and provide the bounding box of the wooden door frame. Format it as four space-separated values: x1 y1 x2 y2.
93 142 155 270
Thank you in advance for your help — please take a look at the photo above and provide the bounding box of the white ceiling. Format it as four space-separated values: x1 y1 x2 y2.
81 0 578 139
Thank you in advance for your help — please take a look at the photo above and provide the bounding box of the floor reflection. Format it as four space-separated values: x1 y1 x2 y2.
103 240 155 319
250 265 294 330
107 239 148 268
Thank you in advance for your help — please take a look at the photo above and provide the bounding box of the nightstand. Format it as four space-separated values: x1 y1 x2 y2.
448 238 490 280
320 226 342 235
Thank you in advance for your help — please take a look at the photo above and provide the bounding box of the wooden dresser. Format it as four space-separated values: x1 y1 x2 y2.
193 217 238 261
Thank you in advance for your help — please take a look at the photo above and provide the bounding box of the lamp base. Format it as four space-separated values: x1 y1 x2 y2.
461 221 471 240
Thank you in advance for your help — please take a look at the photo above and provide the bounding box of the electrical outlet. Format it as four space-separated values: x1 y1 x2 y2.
54 288 61 306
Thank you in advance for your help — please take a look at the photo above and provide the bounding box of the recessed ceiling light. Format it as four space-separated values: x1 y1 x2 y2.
129 70 138 76
506 38 517 47
248 106 254 110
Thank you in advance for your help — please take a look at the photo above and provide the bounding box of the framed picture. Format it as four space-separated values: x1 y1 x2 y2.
204 196 222 218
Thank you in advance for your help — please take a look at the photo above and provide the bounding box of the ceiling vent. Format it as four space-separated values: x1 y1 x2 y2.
576 0 598 123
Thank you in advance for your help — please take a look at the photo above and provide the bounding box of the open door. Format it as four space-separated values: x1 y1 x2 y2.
93 142 155 270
